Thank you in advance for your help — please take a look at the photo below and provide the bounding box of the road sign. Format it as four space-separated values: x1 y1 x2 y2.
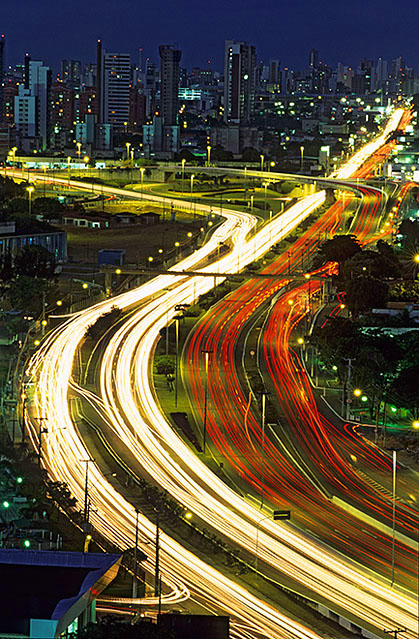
273 510 291 520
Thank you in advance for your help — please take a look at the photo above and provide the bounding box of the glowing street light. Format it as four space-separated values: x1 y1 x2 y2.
207 145 211 167
26 185 35 215
353 388 362 397
260 154 264 171
76 142 82 159
126 142 131 161
300 146 304 172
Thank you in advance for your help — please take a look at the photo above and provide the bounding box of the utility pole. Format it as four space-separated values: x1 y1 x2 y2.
344 358 354 420
201 349 213 454
132 508 139 599
154 510 160 598
260 391 268 510
36 417 48 467
80 458 94 525
384 628 406 639
391 450 397 586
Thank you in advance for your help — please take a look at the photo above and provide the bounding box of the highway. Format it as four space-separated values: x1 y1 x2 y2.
14 108 419 638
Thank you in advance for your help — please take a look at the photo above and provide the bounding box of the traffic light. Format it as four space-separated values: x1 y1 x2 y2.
2 500 10 509
23 539 31 548
16 477 23 484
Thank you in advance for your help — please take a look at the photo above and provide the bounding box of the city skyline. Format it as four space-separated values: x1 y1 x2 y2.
1 0 417 72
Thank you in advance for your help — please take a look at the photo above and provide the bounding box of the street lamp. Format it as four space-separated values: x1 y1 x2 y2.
207 145 211 167
76 142 82 160
26 185 35 215
190 174 195 213
126 142 131 162
413 254 419 279
260 154 264 171
140 167 145 199
201 349 213 453
80 458 94 531
181 158 186 194
300 146 304 172
67 156 71 185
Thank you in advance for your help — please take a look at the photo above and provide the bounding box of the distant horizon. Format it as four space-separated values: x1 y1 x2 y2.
1 0 417 75
2 38 416 78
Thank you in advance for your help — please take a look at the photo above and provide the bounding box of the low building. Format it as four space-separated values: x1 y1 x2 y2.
115 212 138 224
0 549 122 638
138 211 161 225
98 248 125 266
0 222 67 263
61 212 110 229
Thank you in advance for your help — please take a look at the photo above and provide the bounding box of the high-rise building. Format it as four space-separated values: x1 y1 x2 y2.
103 51 131 126
0 35 5 121
269 60 281 85
224 40 256 124
159 44 181 126
309 49 319 73
61 59 82 88
15 59 51 149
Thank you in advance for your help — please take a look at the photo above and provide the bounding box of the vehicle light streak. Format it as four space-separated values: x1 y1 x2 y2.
22 108 414 637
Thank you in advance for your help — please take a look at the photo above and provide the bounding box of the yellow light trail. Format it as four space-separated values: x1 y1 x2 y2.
22 108 414 638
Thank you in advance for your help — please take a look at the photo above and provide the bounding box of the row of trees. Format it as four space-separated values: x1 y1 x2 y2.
317 235 404 316
310 319 419 419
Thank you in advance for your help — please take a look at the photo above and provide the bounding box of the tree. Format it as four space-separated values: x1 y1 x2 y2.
85 306 122 341
241 147 260 162
32 197 65 220
390 366 419 418
344 277 388 317
318 234 361 273
72 617 174 638
0 176 25 205
6 197 29 217
340 249 401 280
8 276 52 315
14 245 56 280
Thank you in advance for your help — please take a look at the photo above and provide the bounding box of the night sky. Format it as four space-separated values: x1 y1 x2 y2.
2 0 417 73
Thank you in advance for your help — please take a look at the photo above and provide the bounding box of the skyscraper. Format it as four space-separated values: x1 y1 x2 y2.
15 58 51 149
0 35 5 121
224 40 256 124
102 51 131 126
159 44 181 126
96 41 131 127
61 59 82 88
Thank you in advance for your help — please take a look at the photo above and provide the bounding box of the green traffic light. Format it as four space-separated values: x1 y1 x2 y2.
23 540 31 548
16 477 23 484
2 500 10 509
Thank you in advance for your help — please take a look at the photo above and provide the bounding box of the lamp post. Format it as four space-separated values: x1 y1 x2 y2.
207 145 211 167
300 146 304 172
132 508 140 599
174 315 180 408
80 458 94 528
413 254 419 280
391 450 397 586
201 349 213 453
76 142 82 160
26 185 34 215
181 158 186 194
67 156 71 186
140 167 145 199
126 141 131 162
263 182 268 212
255 510 290 573
260 154 264 172
190 174 195 214
260 392 267 509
